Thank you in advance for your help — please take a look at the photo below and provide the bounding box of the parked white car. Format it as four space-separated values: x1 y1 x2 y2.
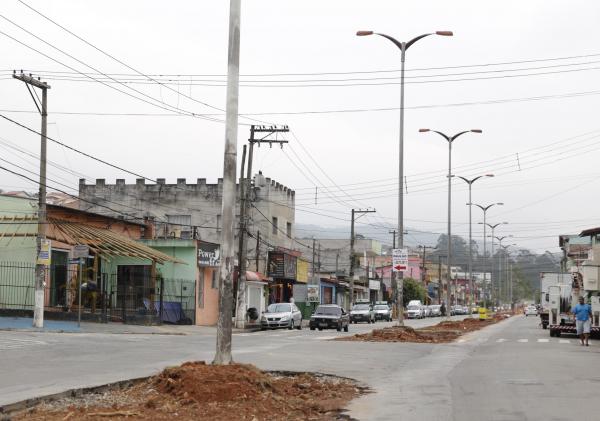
406 303 425 319
260 303 302 330
428 305 442 317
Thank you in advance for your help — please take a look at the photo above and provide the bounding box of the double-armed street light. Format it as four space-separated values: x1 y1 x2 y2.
456 175 494 308
419 129 482 309
356 29 452 324
480 223 509 306
472 203 503 306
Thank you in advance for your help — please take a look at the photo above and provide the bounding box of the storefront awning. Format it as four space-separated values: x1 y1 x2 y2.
246 270 269 283
49 219 182 264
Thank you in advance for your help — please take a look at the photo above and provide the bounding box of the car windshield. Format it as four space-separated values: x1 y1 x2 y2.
315 306 341 316
267 304 291 313
352 304 370 311
407 305 420 310
374 305 388 310
430 305 440 309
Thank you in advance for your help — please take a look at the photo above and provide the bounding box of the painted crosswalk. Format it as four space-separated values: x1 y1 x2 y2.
0 336 47 350
493 337 580 345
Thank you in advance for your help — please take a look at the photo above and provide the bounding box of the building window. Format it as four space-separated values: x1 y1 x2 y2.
211 269 218 289
216 214 222 232
286 222 292 238
272 217 278 235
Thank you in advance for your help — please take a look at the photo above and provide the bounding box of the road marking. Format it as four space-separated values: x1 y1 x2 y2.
0 337 47 350
517 339 529 343
559 339 571 344
496 338 507 343
537 339 550 343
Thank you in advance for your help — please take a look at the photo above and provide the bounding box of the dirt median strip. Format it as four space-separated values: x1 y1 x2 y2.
10 362 369 421
335 314 511 343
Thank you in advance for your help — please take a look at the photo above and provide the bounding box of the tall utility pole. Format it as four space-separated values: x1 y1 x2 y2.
457 175 493 308
418 245 436 303
214 0 241 365
312 237 316 283
357 30 451 327
235 125 288 329
388 229 397 249
349 208 375 307
13 71 50 328
437 254 447 305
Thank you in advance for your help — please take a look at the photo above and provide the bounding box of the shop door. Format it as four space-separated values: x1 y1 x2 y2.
323 286 333 304
50 250 69 307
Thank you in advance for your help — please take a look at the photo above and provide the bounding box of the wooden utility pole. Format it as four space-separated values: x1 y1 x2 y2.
311 238 316 283
13 72 50 328
234 125 288 329
234 145 247 329
255 230 260 272
214 0 241 365
349 208 375 308
418 245 436 304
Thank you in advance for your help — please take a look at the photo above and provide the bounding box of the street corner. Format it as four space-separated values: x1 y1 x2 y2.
0 317 80 333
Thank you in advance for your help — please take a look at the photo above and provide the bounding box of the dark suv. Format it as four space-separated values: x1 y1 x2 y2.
309 304 350 332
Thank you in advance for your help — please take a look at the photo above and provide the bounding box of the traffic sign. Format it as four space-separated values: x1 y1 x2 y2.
392 248 408 272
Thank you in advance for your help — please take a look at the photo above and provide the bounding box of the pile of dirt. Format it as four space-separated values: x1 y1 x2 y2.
14 362 365 421
338 314 510 344
338 325 461 343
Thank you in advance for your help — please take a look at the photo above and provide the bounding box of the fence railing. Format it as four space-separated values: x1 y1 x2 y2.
0 262 195 325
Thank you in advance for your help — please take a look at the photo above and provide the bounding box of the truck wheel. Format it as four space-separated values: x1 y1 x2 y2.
310 326 315 331
344 324 349 332
542 324 547 330
336 323 342 332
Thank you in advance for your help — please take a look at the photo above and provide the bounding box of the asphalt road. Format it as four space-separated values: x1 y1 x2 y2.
0 315 596 420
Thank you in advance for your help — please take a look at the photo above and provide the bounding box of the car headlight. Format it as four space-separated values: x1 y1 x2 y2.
261 315 267 321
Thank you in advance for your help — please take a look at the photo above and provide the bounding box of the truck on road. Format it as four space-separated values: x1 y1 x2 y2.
539 272 570 329
547 247 600 337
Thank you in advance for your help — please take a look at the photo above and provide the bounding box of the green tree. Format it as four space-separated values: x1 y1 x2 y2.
403 278 427 306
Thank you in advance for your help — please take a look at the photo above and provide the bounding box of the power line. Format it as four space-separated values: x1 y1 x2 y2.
14 0 272 126
0 22 224 123
7 50 600 77
11 57 600 83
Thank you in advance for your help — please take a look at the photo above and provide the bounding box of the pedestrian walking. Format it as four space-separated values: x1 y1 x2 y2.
572 296 593 346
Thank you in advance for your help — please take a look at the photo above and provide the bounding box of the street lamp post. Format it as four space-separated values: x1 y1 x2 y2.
481 222 508 307
500 244 516 306
356 29 452 325
473 203 503 307
494 237 513 304
420 129 482 311
457 175 494 309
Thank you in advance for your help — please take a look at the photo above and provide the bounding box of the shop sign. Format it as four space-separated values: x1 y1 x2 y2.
197 241 220 267
307 284 320 302
268 251 297 279
296 259 309 283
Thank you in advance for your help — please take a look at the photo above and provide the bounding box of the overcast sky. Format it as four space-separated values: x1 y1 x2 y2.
1 0 600 255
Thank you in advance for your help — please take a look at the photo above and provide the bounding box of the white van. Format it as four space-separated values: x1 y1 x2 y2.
406 300 425 319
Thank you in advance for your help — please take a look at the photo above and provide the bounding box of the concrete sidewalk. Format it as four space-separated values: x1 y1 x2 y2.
0 316 221 335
